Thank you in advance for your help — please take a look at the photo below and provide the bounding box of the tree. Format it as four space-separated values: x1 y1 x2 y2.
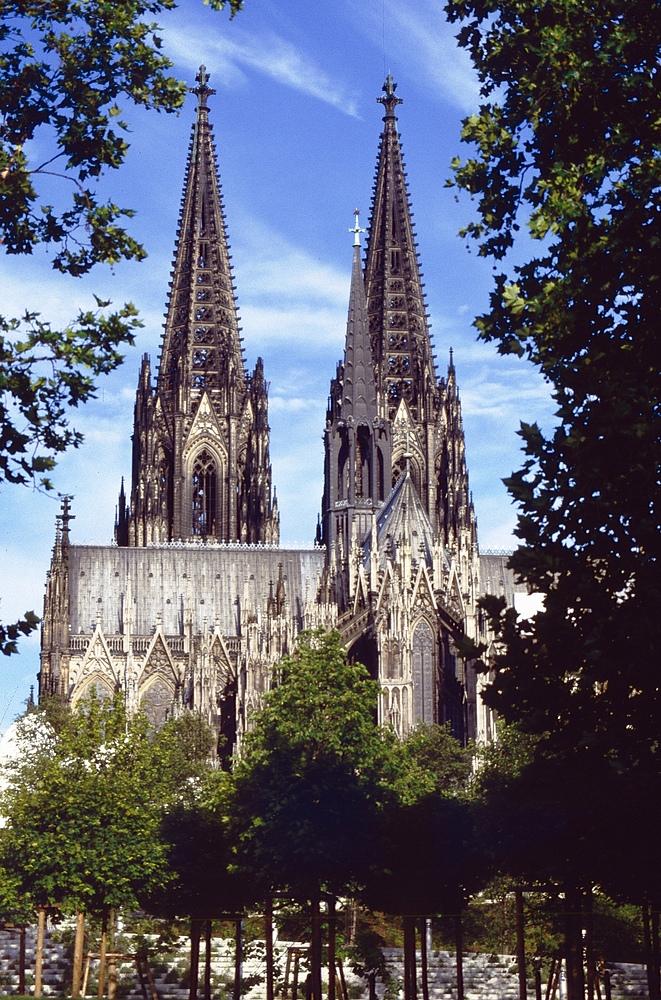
447 0 661 829
0 0 241 653
446 4 661 993
226 630 413 1000
227 630 404 902
0 694 195 992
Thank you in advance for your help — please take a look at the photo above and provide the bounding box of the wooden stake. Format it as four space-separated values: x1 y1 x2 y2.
265 899 274 1000
328 899 336 1000
454 913 464 1000
72 911 86 999
99 912 108 998
18 926 26 996
234 918 242 1000
419 919 429 1000
35 906 46 998
515 888 527 1000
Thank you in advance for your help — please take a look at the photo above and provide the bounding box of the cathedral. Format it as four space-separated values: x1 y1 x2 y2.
39 70 514 753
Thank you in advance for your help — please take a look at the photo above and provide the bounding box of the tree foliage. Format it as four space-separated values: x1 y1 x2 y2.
0 695 210 919
446 0 661 772
226 630 410 901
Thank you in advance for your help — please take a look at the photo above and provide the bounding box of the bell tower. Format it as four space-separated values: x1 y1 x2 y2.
121 67 279 546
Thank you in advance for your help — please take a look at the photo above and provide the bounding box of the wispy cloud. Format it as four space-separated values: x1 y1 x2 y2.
351 0 480 114
164 25 359 117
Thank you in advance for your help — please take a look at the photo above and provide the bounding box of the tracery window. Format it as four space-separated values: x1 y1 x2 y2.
192 450 217 536
412 620 435 724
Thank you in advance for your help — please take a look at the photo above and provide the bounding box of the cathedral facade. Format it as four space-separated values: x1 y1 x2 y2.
40 71 496 753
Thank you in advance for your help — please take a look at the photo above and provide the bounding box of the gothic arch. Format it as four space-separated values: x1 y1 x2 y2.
183 441 227 539
412 617 436 725
139 675 175 727
73 673 115 707
392 450 423 496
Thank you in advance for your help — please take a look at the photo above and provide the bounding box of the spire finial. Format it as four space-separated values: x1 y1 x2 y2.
192 65 216 111
377 74 402 120
350 209 365 248
60 495 75 545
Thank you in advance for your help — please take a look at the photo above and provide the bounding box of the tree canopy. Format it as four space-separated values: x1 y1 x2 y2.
0 695 212 919
446 0 661 908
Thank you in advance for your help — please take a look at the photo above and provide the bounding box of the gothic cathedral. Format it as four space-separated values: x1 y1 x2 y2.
40 71 501 753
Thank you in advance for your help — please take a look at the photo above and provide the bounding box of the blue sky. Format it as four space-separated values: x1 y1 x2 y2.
0 0 554 727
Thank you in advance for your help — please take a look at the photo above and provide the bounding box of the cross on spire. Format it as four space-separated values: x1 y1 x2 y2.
349 208 365 247
192 64 216 110
377 74 402 119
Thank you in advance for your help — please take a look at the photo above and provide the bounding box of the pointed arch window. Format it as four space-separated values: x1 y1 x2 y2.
192 450 217 537
412 620 435 725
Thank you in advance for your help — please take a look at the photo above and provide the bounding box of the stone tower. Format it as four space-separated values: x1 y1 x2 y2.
119 67 279 547
321 78 480 741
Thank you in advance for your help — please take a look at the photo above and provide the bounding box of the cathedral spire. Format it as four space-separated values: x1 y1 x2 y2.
321 214 392 581
364 77 436 422
127 71 278 546
341 211 377 423
156 65 245 416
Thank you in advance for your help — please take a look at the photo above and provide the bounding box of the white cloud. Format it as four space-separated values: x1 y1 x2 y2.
164 25 359 117
349 0 480 114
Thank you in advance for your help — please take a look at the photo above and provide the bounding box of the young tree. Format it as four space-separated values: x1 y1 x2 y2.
226 630 411 1000
0 694 192 992
0 0 241 652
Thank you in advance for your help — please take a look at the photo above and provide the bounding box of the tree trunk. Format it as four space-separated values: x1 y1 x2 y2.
99 911 108 999
643 903 660 1000
403 916 417 1000
18 926 26 996
35 907 46 998
72 911 86 999
455 913 464 1000
584 890 595 1000
328 898 336 1000
652 903 660 1000
310 898 323 1000
515 888 527 1000
204 920 212 1000
564 887 584 1000
234 918 243 1000
189 918 201 1000
419 919 429 1000
265 898 274 1000
108 909 117 1000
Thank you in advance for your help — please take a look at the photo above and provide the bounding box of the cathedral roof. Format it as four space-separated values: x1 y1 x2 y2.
364 462 440 573
363 76 437 421
65 545 324 637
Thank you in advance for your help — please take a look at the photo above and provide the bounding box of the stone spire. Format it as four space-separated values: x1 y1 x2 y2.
341 211 377 422
126 68 278 546
322 213 391 597
156 63 245 420
364 76 437 423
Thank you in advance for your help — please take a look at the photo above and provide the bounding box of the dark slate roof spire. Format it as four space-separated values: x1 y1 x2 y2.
364 77 436 421
341 210 377 422
156 67 245 413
